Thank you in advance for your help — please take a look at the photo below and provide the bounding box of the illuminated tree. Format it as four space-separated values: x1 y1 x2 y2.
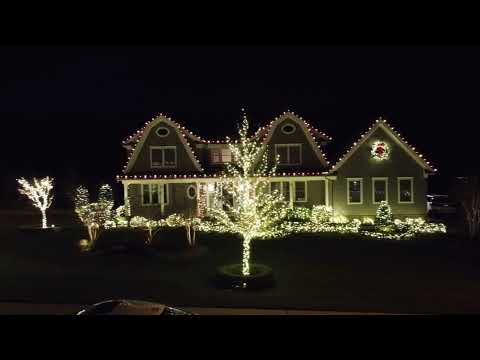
17 177 54 229
206 114 288 276
74 184 114 247
74 185 89 212
375 201 393 226
98 184 114 206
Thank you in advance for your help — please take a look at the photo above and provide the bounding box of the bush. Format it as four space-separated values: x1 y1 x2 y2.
285 207 312 223
311 205 333 224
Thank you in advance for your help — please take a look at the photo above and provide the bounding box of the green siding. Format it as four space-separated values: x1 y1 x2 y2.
127 183 197 219
265 118 325 171
295 180 326 207
128 122 200 174
332 127 427 219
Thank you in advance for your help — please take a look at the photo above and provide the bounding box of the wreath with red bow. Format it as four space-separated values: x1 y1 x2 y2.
371 141 390 160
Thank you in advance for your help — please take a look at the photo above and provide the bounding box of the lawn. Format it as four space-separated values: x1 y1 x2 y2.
0 210 479 314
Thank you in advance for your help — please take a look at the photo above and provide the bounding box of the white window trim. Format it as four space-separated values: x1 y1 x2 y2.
270 180 292 205
210 148 232 164
150 146 177 169
163 184 169 206
372 177 388 204
155 126 170 138
347 177 363 205
141 183 169 206
281 123 296 135
294 181 308 203
397 177 414 204
274 144 302 165
186 184 197 200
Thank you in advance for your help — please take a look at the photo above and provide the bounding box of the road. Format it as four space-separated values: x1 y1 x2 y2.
0 302 401 315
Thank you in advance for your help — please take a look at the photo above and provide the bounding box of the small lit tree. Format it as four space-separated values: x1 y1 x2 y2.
74 184 114 248
375 201 393 226
98 184 114 206
74 186 89 214
206 114 288 276
17 177 54 229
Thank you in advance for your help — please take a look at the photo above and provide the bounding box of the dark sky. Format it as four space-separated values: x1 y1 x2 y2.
1 45 477 206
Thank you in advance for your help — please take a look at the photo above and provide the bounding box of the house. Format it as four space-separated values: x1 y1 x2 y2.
117 111 436 220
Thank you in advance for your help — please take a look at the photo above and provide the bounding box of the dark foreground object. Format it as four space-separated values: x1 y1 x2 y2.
76 299 195 315
216 264 275 290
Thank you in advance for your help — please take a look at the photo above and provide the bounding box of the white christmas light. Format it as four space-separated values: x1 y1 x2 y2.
17 177 54 229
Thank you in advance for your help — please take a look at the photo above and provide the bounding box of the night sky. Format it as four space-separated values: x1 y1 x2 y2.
1 45 477 208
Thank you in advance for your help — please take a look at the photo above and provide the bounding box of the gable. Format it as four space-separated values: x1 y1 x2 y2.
260 113 330 170
330 119 436 174
124 116 203 174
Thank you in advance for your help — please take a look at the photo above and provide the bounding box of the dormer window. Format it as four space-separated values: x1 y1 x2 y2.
211 148 232 164
275 144 302 165
281 123 296 135
150 146 177 168
155 127 170 137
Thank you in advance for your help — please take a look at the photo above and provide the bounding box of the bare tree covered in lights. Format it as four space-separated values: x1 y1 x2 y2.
206 114 288 276
17 177 54 229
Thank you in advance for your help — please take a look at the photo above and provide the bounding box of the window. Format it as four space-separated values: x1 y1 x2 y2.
347 178 363 204
155 127 170 137
150 146 177 168
210 148 232 164
294 181 307 202
398 177 414 204
281 123 296 135
186 185 197 199
275 144 302 165
142 184 169 206
270 181 292 202
372 178 388 204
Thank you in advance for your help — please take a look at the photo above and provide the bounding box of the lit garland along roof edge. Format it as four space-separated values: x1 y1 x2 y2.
117 171 331 181
255 111 331 168
329 117 437 173
122 113 228 146
122 110 333 174
122 114 205 174
253 110 332 142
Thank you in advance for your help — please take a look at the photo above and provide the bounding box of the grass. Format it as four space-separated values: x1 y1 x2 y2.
0 210 479 313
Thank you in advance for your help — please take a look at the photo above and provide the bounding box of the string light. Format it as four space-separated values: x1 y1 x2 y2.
330 117 437 173
17 177 54 229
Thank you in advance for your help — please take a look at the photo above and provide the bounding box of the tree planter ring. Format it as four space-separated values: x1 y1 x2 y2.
215 263 275 290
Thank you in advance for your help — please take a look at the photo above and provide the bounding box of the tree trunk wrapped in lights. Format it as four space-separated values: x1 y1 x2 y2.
205 114 288 276
164 213 201 247
17 177 54 229
130 216 160 244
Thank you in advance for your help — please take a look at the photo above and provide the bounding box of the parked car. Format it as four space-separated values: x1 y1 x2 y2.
427 194 457 215
76 299 195 315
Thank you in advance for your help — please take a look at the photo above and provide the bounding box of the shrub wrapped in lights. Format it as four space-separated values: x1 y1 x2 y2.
129 216 160 244
311 205 333 224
